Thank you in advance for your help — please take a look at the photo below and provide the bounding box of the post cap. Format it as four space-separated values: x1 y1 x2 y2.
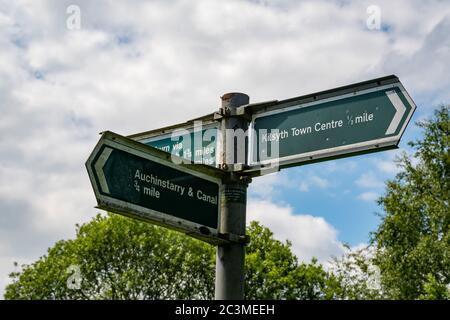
221 92 249 109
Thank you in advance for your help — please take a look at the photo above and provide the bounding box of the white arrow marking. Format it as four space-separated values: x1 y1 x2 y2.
94 147 113 194
385 90 406 135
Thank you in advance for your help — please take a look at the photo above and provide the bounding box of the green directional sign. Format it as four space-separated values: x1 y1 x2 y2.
249 75 416 168
86 131 225 244
129 121 219 167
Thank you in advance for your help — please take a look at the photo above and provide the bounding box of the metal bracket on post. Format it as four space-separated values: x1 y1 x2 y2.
218 232 251 244
220 163 247 173
224 106 252 121
240 163 281 178
214 101 253 122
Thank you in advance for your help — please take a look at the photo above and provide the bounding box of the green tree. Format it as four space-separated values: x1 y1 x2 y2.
5 214 337 300
244 222 339 299
329 245 383 300
5 214 215 299
373 106 450 299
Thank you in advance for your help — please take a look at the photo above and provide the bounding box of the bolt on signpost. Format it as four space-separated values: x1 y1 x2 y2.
86 75 416 300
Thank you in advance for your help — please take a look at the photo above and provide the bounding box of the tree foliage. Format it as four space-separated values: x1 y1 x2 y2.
244 222 339 299
329 245 383 300
6 106 449 300
5 214 216 299
373 106 450 299
5 215 336 300
329 106 449 300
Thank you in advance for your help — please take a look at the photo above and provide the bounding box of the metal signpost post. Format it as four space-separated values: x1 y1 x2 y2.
86 75 416 300
214 93 251 300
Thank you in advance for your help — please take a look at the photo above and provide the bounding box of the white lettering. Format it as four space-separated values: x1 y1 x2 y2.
175 304 209 317
291 126 312 136
314 119 343 132
355 112 374 124
197 190 217 205
143 186 160 198
261 130 288 142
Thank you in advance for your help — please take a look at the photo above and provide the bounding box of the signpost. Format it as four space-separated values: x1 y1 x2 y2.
128 114 219 167
246 75 416 172
86 74 416 300
86 131 227 244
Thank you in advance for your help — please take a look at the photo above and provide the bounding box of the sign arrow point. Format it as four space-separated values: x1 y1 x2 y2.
94 147 113 194
86 132 224 244
385 90 406 135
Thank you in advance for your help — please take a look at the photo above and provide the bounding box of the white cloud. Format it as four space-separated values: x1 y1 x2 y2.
299 181 309 192
349 242 370 252
309 175 330 189
295 175 331 192
371 147 409 176
375 160 400 175
247 199 344 263
249 171 293 199
357 191 380 202
249 171 330 196
0 255 33 299
321 160 358 174
1 0 450 298
374 147 422 176
355 172 385 189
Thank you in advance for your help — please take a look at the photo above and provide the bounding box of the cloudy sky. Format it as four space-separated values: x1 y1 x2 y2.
1 0 449 297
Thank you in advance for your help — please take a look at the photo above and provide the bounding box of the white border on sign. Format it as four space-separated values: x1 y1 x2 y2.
247 82 416 168
86 133 223 242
